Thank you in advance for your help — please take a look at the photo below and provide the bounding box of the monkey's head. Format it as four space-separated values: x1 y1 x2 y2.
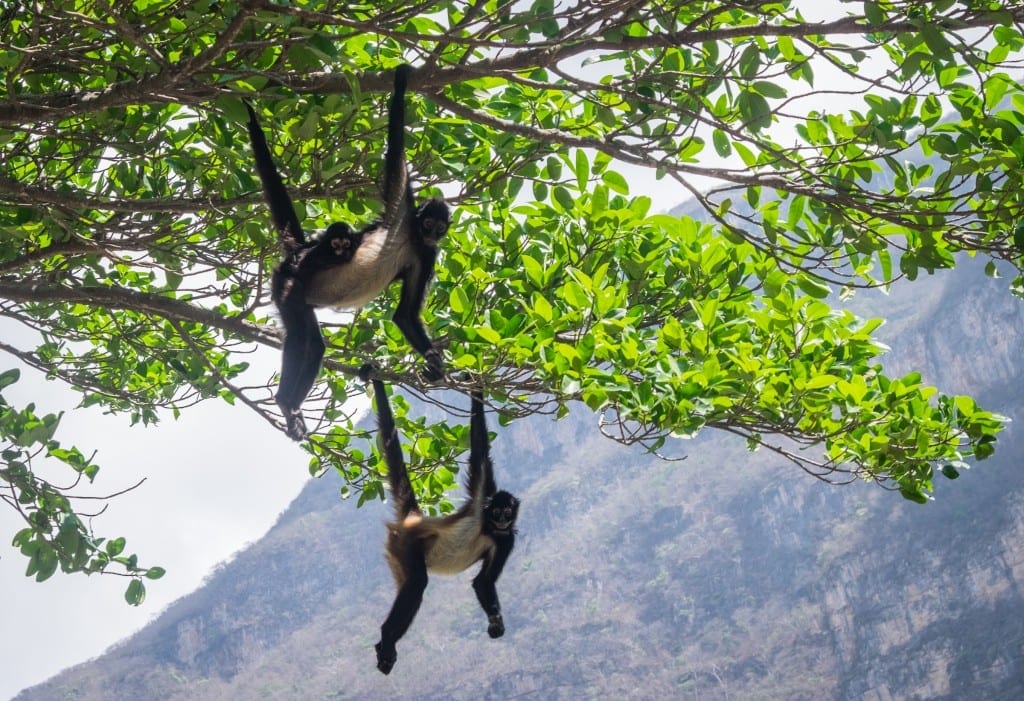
323 222 357 252
415 196 450 245
324 222 355 238
485 490 519 535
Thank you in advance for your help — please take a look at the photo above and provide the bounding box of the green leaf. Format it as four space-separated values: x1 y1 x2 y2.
474 325 502 345
921 24 953 61
738 90 771 132
738 43 761 78
712 129 731 157
0 368 19 391
31 544 59 582
762 269 787 298
574 150 590 192
125 578 146 606
533 293 553 322
899 484 929 504
864 1 884 27
449 287 470 315
522 254 545 286
553 186 575 213
602 171 629 195
796 275 831 299
803 375 839 390
753 81 787 99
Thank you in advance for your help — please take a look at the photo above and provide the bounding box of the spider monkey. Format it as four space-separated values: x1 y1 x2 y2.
246 64 450 441
360 364 520 675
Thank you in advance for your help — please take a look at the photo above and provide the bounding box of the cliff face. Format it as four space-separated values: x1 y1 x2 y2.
16 263 1024 701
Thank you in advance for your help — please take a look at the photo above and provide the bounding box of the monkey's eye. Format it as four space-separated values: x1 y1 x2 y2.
424 218 448 235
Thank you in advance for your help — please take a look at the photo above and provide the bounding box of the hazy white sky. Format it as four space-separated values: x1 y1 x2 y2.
0 351 311 699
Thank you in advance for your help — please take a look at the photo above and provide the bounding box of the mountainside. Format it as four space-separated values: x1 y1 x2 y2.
16 262 1024 701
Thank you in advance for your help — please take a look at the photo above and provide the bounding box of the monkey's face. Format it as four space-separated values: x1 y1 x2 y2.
486 491 519 534
416 197 450 245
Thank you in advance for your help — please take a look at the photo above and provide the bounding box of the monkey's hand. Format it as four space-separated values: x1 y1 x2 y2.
487 613 505 638
420 349 444 383
375 641 396 675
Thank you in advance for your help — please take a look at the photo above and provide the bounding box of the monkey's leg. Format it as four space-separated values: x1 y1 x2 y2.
472 571 505 638
275 278 325 440
393 274 444 382
376 557 427 674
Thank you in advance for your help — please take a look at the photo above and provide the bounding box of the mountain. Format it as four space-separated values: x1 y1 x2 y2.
15 261 1024 701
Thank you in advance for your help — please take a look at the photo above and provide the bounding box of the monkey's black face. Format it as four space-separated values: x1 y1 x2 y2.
416 197 450 245
486 491 520 534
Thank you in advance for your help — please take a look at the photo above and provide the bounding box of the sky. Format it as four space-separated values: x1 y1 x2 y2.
0 349 311 700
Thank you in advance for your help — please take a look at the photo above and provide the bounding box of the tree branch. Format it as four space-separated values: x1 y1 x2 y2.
0 280 278 347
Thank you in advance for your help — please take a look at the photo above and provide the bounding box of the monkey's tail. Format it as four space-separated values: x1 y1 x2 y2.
359 364 421 518
244 101 306 254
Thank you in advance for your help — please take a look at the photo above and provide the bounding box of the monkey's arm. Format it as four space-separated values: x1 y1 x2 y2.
392 261 443 380
245 103 306 252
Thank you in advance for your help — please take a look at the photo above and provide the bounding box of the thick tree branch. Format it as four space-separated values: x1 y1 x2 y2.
0 280 278 346
4 6 1023 124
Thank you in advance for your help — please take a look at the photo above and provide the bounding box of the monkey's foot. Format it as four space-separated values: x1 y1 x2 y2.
419 350 445 383
358 363 376 382
487 613 505 638
375 641 396 675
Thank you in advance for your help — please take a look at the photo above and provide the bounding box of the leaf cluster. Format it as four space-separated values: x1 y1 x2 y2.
0 370 161 604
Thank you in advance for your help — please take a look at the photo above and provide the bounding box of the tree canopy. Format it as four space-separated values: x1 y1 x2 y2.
1 1 1022 598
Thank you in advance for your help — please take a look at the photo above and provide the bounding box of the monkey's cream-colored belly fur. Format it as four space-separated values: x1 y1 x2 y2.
421 515 494 575
384 512 494 586
305 232 410 309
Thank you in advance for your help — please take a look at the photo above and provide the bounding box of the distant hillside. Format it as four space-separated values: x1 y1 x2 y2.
16 261 1024 701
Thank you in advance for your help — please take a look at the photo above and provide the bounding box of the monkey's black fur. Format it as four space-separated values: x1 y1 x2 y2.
247 65 450 440
360 364 519 675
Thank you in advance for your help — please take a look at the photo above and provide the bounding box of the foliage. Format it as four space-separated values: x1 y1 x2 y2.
0 369 162 601
1 1 1022 589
